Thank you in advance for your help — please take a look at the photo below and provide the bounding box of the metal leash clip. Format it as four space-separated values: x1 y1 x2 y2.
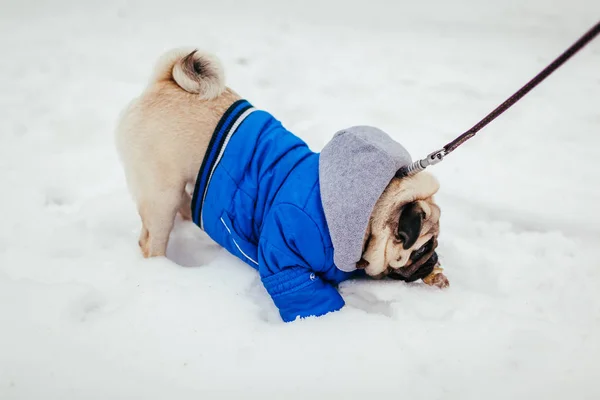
423 149 446 167
395 149 446 178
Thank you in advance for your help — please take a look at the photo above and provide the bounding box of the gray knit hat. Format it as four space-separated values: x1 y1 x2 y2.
319 126 412 272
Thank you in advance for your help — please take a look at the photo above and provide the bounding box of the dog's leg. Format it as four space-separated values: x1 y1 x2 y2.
137 186 184 258
138 223 149 252
422 264 449 288
178 190 192 221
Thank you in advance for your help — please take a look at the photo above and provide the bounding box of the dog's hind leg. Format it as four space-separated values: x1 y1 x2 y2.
138 223 149 250
178 190 192 221
137 183 185 258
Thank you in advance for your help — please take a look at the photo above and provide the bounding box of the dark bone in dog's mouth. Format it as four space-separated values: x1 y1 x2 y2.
387 237 438 282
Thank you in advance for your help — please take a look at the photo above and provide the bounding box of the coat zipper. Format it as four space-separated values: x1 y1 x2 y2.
199 107 255 230
220 217 259 266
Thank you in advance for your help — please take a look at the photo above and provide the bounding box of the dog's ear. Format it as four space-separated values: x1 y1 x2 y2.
397 202 424 249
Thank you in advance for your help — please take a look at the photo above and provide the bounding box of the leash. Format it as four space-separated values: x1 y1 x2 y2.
396 19 600 178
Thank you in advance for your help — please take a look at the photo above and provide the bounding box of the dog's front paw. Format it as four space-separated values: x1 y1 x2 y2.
422 266 449 289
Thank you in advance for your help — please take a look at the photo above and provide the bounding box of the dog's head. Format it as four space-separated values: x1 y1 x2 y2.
358 171 441 280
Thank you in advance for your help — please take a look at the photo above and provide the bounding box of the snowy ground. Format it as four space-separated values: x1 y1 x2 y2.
1 0 600 398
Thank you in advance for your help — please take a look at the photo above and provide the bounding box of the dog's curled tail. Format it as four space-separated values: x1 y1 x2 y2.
151 48 225 99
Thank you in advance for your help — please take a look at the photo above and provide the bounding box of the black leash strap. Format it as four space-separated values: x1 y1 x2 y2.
397 19 600 178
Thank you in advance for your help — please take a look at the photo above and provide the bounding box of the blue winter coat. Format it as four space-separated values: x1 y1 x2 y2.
191 99 412 322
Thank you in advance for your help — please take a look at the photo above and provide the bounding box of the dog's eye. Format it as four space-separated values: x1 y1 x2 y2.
411 244 427 259
410 238 434 261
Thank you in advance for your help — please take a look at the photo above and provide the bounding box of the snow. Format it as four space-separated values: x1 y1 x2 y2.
1 0 600 398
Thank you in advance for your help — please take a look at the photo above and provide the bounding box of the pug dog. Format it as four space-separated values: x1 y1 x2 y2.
115 47 448 322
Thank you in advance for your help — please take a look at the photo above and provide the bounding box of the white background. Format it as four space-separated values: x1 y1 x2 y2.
1 0 599 399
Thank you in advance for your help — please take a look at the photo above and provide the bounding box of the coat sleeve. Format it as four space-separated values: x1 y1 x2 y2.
258 203 345 322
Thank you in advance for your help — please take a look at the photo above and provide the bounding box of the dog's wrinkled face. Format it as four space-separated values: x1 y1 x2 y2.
359 172 441 279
